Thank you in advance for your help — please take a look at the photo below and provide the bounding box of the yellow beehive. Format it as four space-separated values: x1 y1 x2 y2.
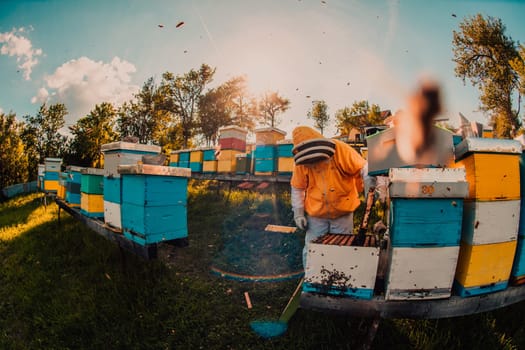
453 138 521 201
190 149 203 162
202 160 217 173
44 180 59 192
80 193 104 217
217 149 242 161
217 159 236 173
57 181 66 199
454 153 520 200
277 157 294 173
455 240 517 288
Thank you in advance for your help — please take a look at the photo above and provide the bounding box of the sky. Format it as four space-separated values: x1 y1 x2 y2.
1 0 524 140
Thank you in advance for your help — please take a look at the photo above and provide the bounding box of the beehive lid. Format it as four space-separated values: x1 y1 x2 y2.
81 167 104 175
454 137 522 160
101 141 161 153
389 167 469 198
66 165 85 172
218 125 248 134
118 164 191 177
254 127 287 135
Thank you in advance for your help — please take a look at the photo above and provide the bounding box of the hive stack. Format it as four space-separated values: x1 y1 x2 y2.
101 142 161 229
37 164 45 191
43 158 62 193
189 148 203 173
253 127 286 175
80 168 104 218
512 142 525 284
118 164 191 246
169 151 179 167
453 138 521 297
202 147 217 173
57 171 68 200
276 140 294 175
217 126 248 173
385 168 468 300
177 150 190 169
65 165 83 208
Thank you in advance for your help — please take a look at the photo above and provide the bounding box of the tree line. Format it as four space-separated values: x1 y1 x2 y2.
1 13 524 190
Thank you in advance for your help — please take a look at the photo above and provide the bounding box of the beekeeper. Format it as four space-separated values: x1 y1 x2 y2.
290 126 372 267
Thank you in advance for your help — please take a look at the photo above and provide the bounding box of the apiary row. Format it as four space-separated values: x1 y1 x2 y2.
305 133 525 302
40 142 191 248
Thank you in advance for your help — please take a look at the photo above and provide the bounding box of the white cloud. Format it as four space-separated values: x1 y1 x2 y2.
33 56 139 126
0 27 42 80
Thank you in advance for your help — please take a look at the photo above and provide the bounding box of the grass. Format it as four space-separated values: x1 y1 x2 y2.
1 185 525 349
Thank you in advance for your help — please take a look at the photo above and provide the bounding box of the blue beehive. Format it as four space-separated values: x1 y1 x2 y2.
101 141 161 230
385 168 469 300
254 145 276 173
65 165 84 207
119 164 191 246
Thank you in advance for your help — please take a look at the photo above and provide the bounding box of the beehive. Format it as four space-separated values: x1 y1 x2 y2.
101 142 161 229
57 172 67 199
119 164 191 246
254 127 286 145
169 151 179 166
454 240 517 297
80 168 104 218
65 166 83 207
385 168 468 300
43 157 62 193
218 125 248 140
202 148 216 161
37 164 45 190
202 160 217 173
303 234 380 299
453 138 521 201
254 145 276 173
177 150 190 169
45 157 62 172
276 141 294 175
235 154 252 174
216 149 242 173
366 126 454 176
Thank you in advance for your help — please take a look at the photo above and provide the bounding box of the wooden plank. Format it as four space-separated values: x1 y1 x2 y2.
264 224 297 233
55 199 156 260
300 283 525 319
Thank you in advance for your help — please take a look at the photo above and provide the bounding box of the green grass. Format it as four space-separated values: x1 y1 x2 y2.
1 187 525 349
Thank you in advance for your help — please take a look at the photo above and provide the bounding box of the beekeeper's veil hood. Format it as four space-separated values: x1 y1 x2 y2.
292 126 336 165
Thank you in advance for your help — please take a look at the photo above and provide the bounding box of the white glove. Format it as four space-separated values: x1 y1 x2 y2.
293 207 308 230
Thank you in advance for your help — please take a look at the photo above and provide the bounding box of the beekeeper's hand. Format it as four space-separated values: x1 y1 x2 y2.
293 207 308 230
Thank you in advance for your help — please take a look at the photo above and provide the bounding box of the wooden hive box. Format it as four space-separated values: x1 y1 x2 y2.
202 148 216 161
65 166 83 206
80 168 104 195
235 154 251 174
453 137 521 201
218 125 248 140
385 246 460 300
304 234 380 299
119 164 191 246
44 157 62 172
218 137 246 151
202 160 217 173
254 127 286 145
461 199 519 245
276 141 293 158
454 240 517 297
366 126 454 176
169 151 179 166
101 141 161 178
277 157 294 175
388 168 468 247
80 192 104 218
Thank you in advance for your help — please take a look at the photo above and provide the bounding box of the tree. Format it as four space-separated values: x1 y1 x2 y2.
335 100 383 135
198 87 231 146
160 64 216 148
69 103 118 167
307 100 330 135
226 75 256 130
255 91 290 128
118 77 168 145
21 103 68 179
452 14 522 138
510 43 525 128
0 112 29 188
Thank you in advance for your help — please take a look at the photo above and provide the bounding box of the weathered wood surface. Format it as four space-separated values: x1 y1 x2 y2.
300 285 525 319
